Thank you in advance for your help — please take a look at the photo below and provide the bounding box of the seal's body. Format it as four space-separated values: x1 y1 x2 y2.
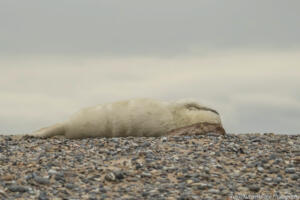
30 98 224 139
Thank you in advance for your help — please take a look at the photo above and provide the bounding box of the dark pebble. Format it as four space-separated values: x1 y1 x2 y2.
34 176 50 185
8 185 29 193
38 191 49 200
248 185 260 192
65 183 76 189
290 174 299 180
115 171 125 180
54 173 65 182
285 168 296 174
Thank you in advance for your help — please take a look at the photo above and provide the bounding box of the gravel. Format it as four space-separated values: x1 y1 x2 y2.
0 133 299 199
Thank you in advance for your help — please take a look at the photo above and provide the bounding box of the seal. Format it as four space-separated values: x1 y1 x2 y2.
28 98 225 138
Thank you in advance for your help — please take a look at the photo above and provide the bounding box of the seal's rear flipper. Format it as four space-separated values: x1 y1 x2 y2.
28 123 65 138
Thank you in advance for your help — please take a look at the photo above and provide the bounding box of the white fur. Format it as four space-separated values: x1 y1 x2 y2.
29 98 223 139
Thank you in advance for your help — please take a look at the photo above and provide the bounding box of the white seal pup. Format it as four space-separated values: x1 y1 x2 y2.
28 98 225 139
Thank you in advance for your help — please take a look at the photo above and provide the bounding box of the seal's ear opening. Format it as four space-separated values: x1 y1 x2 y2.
183 102 219 115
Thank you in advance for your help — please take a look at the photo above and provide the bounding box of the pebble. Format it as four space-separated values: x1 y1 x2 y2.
208 189 220 194
285 168 296 174
114 171 125 180
293 156 300 164
47 169 58 175
38 191 49 200
8 185 29 193
290 174 299 180
257 166 264 172
65 183 76 189
0 133 299 199
105 172 116 182
192 183 212 190
248 184 260 192
264 177 273 182
34 176 50 185
141 172 152 178
274 177 282 184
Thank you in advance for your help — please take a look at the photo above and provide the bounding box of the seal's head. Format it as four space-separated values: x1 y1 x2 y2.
168 100 222 129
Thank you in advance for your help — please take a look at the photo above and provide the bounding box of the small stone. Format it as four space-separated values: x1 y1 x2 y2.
257 167 264 172
142 142 151 147
48 169 58 175
8 185 29 193
111 138 119 143
293 156 300 164
264 177 272 182
269 154 277 160
273 158 283 164
89 194 97 200
192 183 212 190
115 171 125 180
161 137 168 142
248 185 260 192
141 172 152 178
99 187 107 193
105 172 116 182
135 162 143 169
38 191 49 200
274 177 282 184
163 166 176 171
34 176 50 185
1 175 14 181
65 183 76 189
290 174 299 180
285 168 296 174
178 195 189 200
54 173 65 182
0 189 7 198
208 189 220 194
142 192 149 197
269 167 279 174
25 173 34 181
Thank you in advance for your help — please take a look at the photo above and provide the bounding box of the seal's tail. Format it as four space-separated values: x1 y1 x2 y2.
29 123 65 138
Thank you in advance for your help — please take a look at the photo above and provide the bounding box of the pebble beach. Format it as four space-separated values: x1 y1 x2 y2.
0 133 299 200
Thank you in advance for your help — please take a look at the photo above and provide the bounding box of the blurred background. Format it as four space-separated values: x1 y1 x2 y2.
1 0 299 134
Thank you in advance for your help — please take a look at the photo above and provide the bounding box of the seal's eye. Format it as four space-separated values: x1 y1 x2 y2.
187 105 200 111
185 103 201 111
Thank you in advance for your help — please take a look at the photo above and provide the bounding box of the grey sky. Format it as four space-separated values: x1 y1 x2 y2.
0 1 300 134
1 0 300 56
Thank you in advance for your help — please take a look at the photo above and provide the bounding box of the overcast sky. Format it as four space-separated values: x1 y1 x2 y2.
1 0 300 134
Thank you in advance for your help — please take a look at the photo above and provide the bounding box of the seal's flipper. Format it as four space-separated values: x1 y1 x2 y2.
29 123 65 138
